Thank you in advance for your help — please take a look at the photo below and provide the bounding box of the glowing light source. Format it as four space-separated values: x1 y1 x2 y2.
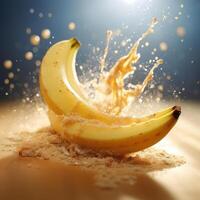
123 0 135 4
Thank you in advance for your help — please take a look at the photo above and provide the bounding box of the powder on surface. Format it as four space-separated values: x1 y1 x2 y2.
17 127 185 188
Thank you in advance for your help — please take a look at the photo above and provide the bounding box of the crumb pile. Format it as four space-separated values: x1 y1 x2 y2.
17 127 185 188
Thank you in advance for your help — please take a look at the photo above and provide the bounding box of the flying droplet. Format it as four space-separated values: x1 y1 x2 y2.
25 51 33 60
41 29 51 39
24 83 29 88
158 85 164 91
26 28 32 34
113 29 121 36
176 26 186 38
159 42 168 51
48 13 53 18
156 97 161 103
8 72 14 79
166 75 171 80
32 47 38 53
29 8 34 14
3 60 13 69
68 22 76 30
39 12 44 18
4 79 9 84
145 42 149 47
121 40 127 47
174 16 179 20
30 35 40 46
10 83 15 89
35 60 41 66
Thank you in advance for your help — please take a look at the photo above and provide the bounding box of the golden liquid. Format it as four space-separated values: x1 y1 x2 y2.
99 30 113 73
84 18 163 116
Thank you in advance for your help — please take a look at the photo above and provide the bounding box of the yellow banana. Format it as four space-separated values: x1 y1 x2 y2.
40 39 176 124
40 38 117 124
48 107 180 155
40 38 181 155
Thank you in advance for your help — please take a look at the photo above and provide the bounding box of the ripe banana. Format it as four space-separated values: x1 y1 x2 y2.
40 38 118 125
40 38 181 155
48 107 180 155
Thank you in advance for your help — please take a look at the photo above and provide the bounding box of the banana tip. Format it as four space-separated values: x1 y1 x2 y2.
173 106 181 119
70 38 81 48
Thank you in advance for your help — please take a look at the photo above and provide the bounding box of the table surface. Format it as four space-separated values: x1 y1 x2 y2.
0 101 199 200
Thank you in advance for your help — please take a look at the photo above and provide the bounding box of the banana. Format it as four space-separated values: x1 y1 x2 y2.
48 107 180 155
40 39 176 124
40 38 118 125
40 38 181 155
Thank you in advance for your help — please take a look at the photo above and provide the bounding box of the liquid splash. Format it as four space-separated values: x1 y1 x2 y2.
99 30 113 73
85 18 164 116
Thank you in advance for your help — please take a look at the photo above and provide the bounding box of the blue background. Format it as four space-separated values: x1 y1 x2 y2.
0 0 199 101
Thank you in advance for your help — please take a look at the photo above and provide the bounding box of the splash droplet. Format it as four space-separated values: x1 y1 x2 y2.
25 51 33 60
48 13 53 18
24 83 29 88
8 72 14 79
29 8 34 14
35 60 41 66
3 60 13 69
145 42 149 47
41 29 51 39
30 35 40 46
158 85 164 91
26 28 32 34
4 79 9 85
160 42 168 51
176 26 186 38
32 47 38 53
121 40 127 47
10 83 15 89
68 22 76 30
39 12 44 18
